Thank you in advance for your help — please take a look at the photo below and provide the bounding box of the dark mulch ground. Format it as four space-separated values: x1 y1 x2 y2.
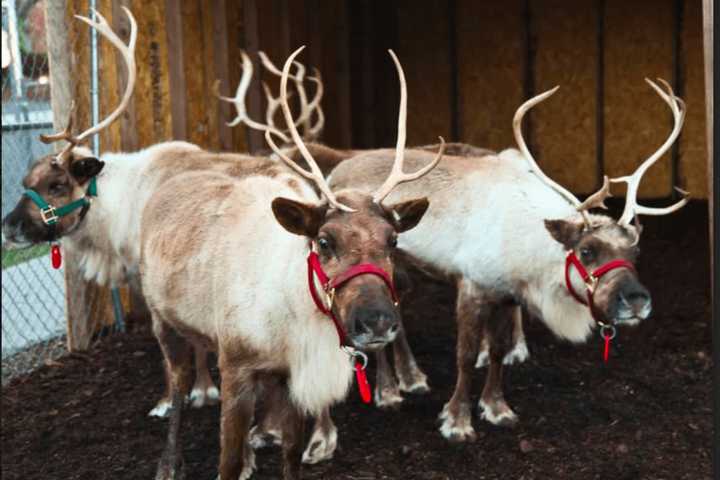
2 200 711 480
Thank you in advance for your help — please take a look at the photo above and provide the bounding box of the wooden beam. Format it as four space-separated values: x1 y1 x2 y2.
112 0 138 151
211 0 233 151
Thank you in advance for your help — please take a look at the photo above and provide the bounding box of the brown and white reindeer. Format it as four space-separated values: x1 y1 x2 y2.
324 78 688 442
0 9 322 420
141 46 444 480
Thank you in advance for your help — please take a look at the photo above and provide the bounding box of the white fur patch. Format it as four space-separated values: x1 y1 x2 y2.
374 387 404 409
437 403 476 442
398 376 430 394
189 385 220 408
478 399 518 426
503 339 529 365
249 426 282 449
148 400 171 418
302 422 338 464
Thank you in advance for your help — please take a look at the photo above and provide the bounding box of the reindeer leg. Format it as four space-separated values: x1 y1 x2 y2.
393 323 430 394
502 305 529 366
218 363 256 480
438 279 484 442
302 407 338 464
249 376 284 449
278 381 306 480
374 346 403 409
478 304 519 427
149 362 174 418
475 305 528 368
189 344 220 408
153 319 193 480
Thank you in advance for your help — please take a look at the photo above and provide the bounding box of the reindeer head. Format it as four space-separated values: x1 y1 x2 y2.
2 8 136 247
268 47 443 351
514 79 688 327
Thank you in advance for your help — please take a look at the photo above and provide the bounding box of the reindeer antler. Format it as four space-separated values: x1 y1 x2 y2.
512 86 596 228
259 51 313 132
40 7 137 162
213 50 291 142
372 50 445 204
264 46 355 212
610 78 689 228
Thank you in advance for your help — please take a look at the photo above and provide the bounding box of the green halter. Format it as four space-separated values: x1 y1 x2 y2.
24 177 98 225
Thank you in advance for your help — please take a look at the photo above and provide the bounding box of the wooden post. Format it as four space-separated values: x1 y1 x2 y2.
166 0 187 140
45 0 116 350
242 0 263 153
702 0 712 285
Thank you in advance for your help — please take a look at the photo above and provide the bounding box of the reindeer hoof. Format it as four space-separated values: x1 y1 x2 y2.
302 424 338 464
437 403 477 442
503 340 529 366
398 376 430 395
249 425 282 449
148 400 172 418
474 348 489 369
478 399 519 427
189 385 220 408
374 387 404 409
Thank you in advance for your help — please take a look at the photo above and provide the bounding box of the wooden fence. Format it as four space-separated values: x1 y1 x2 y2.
55 0 710 346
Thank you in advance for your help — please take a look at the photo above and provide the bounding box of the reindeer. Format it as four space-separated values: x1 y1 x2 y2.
322 78 688 442
142 46 444 480
0 9 323 419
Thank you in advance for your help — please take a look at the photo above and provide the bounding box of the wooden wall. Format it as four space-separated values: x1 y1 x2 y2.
65 0 708 201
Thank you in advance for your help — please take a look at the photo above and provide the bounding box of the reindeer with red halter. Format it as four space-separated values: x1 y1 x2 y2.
0 9 327 420
141 46 444 480
320 78 688 442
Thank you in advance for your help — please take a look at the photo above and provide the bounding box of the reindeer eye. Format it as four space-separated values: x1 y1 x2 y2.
389 236 398 248
580 247 595 262
317 237 331 252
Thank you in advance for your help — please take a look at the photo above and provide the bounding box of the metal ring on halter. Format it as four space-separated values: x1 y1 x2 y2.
599 323 617 340
341 346 368 370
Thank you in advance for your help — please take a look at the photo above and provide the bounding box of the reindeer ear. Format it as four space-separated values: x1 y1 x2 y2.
272 197 327 237
386 198 429 233
69 156 105 182
544 219 584 249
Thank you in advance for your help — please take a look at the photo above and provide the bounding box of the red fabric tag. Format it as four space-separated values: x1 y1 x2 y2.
603 333 611 363
355 362 371 404
51 244 62 269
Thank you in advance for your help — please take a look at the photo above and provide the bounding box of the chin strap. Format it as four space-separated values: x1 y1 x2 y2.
24 177 97 269
307 250 399 404
564 250 635 363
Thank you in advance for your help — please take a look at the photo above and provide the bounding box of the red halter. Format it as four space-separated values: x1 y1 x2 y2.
564 251 636 362
307 250 399 404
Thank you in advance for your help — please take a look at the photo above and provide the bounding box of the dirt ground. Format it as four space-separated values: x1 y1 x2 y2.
1 200 711 480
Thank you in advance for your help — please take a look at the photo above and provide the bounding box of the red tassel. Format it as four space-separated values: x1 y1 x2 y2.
603 333 611 363
355 362 371 404
51 244 62 269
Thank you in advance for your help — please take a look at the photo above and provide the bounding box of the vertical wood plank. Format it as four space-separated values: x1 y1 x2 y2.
318 1 352 147
531 0 599 195
112 0 139 151
604 0 675 198
242 0 263 152
396 0 452 146
679 0 708 199
97 0 120 152
182 0 210 148
64 0 116 349
165 0 187 140
211 0 233 151
456 0 525 151
224 0 247 152
134 0 172 146
702 0 713 294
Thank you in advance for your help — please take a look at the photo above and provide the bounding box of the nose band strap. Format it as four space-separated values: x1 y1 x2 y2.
23 177 97 226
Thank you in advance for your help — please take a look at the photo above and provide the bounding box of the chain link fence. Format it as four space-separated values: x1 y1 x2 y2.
2 0 68 384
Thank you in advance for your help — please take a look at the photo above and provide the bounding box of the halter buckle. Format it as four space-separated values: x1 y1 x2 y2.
324 286 336 311
599 323 617 340
584 275 598 294
341 346 368 370
40 206 58 225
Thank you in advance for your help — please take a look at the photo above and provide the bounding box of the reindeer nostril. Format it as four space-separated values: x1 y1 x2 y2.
389 323 399 335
